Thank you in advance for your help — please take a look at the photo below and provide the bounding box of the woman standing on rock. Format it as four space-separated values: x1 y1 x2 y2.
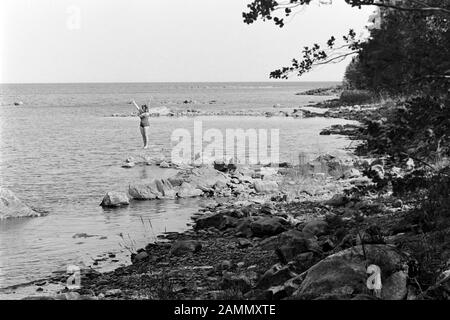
131 100 150 149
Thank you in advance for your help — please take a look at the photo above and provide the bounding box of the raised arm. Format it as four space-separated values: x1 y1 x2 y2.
130 100 141 112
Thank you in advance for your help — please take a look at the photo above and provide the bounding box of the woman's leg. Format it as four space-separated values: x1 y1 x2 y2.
143 126 150 148
140 126 148 148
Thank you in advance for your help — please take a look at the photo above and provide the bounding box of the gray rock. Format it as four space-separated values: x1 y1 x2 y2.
292 245 408 300
0 186 41 219
213 180 227 190
302 220 329 237
311 154 344 177
237 238 253 248
250 217 287 237
159 161 170 168
343 168 362 179
170 240 202 256
235 218 254 238
177 182 203 198
253 180 279 194
132 251 149 263
100 191 129 207
168 177 184 187
370 164 385 181
257 263 297 289
195 213 236 230
185 167 229 191
381 271 408 300
104 289 122 297
155 179 176 199
122 162 135 168
213 160 228 172
392 199 403 208
128 181 162 199
220 260 233 271
261 230 320 261
324 193 348 207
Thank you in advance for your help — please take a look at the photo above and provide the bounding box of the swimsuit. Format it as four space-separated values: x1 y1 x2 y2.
140 113 150 127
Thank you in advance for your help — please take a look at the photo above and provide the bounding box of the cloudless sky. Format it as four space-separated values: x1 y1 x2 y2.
0 0 374 83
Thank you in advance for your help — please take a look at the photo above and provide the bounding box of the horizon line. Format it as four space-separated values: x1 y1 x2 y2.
0 80 342 85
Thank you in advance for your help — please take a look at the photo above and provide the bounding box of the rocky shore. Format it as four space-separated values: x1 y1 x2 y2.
3 92 449 301
9 148 449 300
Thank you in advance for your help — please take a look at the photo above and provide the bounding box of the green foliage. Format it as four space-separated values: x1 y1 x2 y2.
344 9 450 94
339 89 375 105
343 57 368 89
357 96 450 160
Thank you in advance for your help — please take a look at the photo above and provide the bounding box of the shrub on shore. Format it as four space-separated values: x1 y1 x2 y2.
339 90 376 106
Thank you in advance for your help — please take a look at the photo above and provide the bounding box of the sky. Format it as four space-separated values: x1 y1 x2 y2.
0 0 375 83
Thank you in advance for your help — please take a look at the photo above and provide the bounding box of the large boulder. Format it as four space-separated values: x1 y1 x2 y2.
128 179 177 200
253 180 279 194
168 177 184 187
257 264 297 290
155 179 176 199
250 217 287 237
195 212 237 230
0 186 41 219
185 167 229 191
291 245 409 300
302 220 329 237
177 182 203 198
260 230 320 261
128 181 162 200
100 191 130 207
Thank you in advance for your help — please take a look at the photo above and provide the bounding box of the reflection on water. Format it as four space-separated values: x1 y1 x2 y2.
0 82 352 288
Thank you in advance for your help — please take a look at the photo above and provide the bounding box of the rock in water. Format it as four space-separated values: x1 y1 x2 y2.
0 186 41 219
185 166 229 191
100 192 130 207
155 179 176 199
177 182 203 198
128 181 162 199
159 161 170 168
122 162 135 168
131 251 149 264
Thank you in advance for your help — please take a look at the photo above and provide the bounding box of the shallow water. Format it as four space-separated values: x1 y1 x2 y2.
0 82 355 288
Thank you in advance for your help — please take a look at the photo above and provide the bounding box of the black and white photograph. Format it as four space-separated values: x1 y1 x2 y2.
0 0 449 309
